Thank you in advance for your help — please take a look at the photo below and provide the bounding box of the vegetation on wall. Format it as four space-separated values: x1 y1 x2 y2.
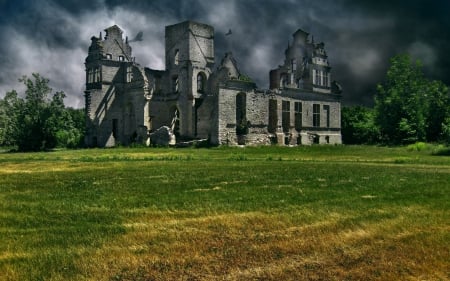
0 73 85 151
237 74 253 83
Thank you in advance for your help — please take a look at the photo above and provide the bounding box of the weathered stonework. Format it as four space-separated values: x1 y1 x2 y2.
84 21 342 147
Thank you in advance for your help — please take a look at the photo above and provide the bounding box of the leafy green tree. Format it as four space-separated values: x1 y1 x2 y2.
54 107 85 148
0 90 22 146
341 106 380 144
14 74 55 151
1 73 85 151
442 117 450 145
375 54 449 144
425 80 450 142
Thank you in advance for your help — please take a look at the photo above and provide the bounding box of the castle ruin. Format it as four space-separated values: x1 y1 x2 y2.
84 21 342 147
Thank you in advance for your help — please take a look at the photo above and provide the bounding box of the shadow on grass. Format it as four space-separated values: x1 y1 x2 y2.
432 147 450 156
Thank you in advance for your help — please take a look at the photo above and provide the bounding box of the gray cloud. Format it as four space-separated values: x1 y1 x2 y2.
0 0 449 107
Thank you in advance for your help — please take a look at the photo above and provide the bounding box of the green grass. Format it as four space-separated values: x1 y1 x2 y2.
0 145 449 280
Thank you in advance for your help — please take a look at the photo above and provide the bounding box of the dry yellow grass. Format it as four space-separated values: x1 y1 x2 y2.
77 210 449 281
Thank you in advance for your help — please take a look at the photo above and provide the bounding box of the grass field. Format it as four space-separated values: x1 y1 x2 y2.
0 145 449 280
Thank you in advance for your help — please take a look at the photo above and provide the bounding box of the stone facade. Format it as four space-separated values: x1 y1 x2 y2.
84 21 342 147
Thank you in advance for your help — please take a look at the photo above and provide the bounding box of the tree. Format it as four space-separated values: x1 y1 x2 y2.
14 74 55 151
341 106 380 144
1 73 85 151
0 90 22 146
374 54 450 144
55 107 85 148
425 80 450 142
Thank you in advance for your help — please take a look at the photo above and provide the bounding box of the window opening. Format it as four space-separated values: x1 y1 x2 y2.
282 100 290 133
126 66 133 83
323 105 330 128
197 72 205 93
294 102 302 131
236 93 247 135
313 104 320 127
174 49 179 65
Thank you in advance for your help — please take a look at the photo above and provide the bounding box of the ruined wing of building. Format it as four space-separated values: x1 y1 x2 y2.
84 21 342 147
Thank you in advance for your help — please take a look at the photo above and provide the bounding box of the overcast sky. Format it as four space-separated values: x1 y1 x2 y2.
0 0 449 108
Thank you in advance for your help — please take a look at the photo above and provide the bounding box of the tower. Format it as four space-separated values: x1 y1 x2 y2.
164 21 215 137
84 25 134 147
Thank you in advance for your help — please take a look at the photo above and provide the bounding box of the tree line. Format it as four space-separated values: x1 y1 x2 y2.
0 73 84 151
342 54 450 145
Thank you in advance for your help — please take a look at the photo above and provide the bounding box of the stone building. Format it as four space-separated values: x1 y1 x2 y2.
84 21 342 147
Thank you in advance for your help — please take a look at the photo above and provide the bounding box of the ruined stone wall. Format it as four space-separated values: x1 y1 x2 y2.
216 85 270 145
195 94 217 139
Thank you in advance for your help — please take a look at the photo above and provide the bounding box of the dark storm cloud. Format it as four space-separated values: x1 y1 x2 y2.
0 0 448 107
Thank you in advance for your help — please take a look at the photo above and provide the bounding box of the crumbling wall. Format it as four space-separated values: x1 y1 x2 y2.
216 85 270 145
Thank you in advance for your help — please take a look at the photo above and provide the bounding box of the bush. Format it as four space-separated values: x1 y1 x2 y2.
407 142 429 151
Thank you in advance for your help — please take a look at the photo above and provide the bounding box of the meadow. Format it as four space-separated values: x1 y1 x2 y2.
0 145 449 280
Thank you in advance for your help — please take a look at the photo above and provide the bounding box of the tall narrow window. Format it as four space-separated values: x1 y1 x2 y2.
172 76 179 93
295 102 302 131
323 105 330 128
282 100 290 133
315 69 320 86
323 71 328 87
126 66 133 83
112 119 118 138
236 93 247 135
95 67 101 82
88 68 93 83
313 104 320 127
97 67 102 82
174 49 179 65
319 70 323 86
197 72 205 93
268 99 278 134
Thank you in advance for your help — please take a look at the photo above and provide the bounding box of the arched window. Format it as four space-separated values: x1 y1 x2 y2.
174 49 179 65
95 67 101 82
87 68 93 83
197 72 206 93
